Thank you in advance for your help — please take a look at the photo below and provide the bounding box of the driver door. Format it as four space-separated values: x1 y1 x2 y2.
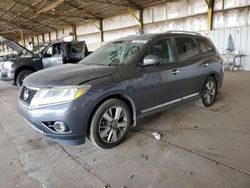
135 38 182 114
42 43 63 68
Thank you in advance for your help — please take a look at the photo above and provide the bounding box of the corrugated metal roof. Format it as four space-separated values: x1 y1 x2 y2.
0 0 165 40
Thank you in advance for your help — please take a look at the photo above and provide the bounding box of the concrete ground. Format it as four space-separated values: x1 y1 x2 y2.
0 71 250 188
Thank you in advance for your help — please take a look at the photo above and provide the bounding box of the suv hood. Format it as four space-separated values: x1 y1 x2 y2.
0 36 32 55
24 64 117 87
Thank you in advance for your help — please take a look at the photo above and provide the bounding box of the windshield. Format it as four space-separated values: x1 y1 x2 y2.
80 40 146 66
32 44 48 54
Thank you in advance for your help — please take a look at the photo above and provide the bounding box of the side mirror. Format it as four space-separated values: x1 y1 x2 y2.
142 55 160 66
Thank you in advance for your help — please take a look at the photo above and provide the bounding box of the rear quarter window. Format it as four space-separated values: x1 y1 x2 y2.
175 38 200 61
196 38 215 54
71 42 84 53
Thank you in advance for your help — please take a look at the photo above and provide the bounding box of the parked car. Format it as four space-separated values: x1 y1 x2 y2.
0 53 18 68
0 36 89 87
17 31 224 149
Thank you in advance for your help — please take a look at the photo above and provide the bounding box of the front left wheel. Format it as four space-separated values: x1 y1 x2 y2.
89 99 131 149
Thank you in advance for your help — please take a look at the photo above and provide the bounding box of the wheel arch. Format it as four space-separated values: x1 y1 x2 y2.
14 66 36 83
208 72 219 94
86 94 137 136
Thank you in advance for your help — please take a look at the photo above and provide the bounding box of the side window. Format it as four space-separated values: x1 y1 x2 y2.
71 42 84 53
196 38 214 54
44 43 61 57
175 38 200 61
149 38 175 64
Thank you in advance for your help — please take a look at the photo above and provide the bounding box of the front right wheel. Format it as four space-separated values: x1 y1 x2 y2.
16 69 33 87
89 99 131 149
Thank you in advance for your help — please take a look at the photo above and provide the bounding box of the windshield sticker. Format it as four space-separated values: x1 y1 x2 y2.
131 40 148 44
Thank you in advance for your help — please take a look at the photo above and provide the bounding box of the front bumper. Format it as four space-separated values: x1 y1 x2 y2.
0 69 14 80
17 100 89 145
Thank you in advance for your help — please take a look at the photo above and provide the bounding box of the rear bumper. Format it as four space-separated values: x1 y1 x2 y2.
0 70 14 80
218 71 224 89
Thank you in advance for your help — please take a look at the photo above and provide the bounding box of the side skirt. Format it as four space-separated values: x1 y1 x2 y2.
140 93 200 118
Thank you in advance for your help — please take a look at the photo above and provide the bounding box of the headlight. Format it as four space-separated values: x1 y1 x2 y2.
30 85 91 108
2 61 14 71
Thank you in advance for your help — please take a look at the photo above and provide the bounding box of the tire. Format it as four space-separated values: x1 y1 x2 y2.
89 99 131 149
16 70 33 87
196 76 217 107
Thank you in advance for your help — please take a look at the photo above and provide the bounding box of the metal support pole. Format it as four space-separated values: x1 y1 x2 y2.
72 25 77 41
20 30 25 46
139 8 144 34
36 35 39 45
31 37 35 47
42 34 45 43
128 8 144 35
100 19 104 42
91 20 104 43
49 32 51 42
56 30 58 40
206 0 214 31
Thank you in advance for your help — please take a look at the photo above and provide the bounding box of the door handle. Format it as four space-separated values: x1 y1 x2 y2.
172 69 180 75
203 63 209 67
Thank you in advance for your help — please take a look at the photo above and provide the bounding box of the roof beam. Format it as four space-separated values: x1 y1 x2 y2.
127 0 141 10
36 0 64 14
0 18 38 35
0 7 57 31
5 0 71 32
92 0 129 8
0 2 16 17
68 1 100 19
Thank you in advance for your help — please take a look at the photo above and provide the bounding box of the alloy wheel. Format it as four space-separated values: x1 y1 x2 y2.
98 106 128 143
203 80 216 105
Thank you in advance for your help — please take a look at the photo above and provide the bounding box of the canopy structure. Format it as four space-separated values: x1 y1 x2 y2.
0 0 163 40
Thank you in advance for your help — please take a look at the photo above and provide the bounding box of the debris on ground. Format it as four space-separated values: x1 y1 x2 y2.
181 171 194 176
140 154 149 160
152 132 162 140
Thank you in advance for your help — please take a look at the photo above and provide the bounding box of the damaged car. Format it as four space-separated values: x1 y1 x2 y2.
17 32 224 149
0 36 89 87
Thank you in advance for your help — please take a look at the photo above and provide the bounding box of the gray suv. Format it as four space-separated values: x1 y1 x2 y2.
17 31 224 149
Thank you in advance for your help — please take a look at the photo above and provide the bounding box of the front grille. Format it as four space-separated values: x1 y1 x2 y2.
20 86 38 105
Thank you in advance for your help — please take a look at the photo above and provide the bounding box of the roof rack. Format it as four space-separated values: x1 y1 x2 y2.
166 30 201 36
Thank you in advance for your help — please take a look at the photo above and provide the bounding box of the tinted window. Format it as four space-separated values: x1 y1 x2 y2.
150 38 175 64
175 38 200 61
196 38 214 54
72 42 83 53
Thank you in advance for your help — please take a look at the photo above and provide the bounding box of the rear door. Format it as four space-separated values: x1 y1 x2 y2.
68 41 88 63
42 42 63 68
173 37 209 98
195 37 217 91
136 37 183 113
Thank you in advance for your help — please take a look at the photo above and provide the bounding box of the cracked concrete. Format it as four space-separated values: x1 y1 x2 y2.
0 72 250 188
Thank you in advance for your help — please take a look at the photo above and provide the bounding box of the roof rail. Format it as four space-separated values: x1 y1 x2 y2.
166 30 201 36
